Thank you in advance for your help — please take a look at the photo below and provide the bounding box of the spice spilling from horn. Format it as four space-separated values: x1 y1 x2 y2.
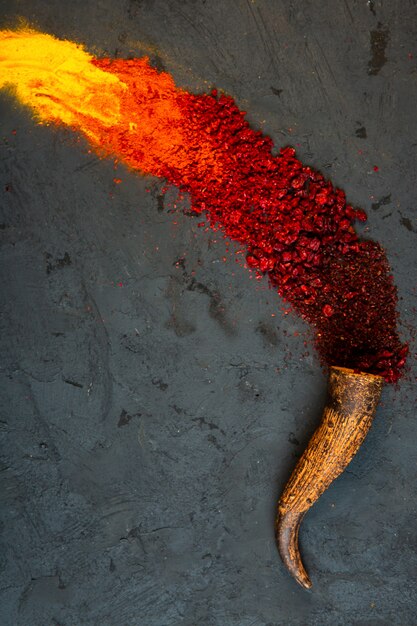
0 28 408 587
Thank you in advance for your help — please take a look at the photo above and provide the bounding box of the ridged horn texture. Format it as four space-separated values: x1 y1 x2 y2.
276 366 384 589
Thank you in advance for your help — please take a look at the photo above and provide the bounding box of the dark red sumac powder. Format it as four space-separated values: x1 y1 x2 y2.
178 92 407 382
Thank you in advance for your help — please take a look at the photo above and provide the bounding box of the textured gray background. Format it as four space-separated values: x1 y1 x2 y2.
0 1 416 624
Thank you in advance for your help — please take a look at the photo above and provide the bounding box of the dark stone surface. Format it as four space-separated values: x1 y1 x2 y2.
0 1 416 624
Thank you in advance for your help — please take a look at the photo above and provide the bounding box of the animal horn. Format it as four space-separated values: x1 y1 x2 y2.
276 366 384 589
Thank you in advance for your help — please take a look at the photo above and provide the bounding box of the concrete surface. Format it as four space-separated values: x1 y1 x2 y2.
0 1 416 624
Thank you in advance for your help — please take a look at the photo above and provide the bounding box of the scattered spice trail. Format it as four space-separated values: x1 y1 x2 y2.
0 29 408 382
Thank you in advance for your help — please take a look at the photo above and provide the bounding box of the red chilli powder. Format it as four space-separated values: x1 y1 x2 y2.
89 59 407 383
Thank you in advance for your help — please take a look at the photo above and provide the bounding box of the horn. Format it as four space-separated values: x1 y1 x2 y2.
276 366 383 589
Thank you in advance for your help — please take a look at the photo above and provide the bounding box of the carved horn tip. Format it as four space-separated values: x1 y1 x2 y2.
276 510 312 589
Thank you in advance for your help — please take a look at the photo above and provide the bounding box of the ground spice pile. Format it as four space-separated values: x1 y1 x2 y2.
0 29 408 382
